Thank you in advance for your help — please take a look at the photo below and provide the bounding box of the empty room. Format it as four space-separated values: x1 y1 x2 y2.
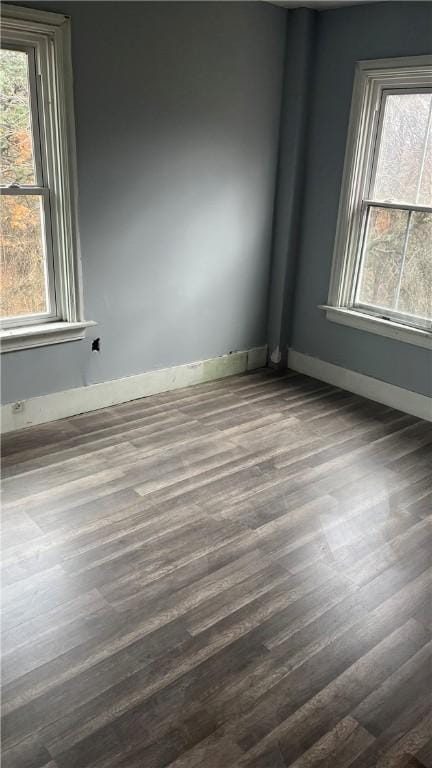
1 0 431 766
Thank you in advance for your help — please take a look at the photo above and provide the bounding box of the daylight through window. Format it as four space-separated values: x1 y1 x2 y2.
326 58 432 345
355 91 432 326
1 47 54 322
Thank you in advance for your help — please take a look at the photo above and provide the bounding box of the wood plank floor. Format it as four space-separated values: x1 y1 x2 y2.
1 368 431 768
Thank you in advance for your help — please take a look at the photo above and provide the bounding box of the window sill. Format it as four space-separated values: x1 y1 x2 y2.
320 305 432 351
0 320 97 353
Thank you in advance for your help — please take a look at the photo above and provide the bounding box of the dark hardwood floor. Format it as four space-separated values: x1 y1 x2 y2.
1 368 431 768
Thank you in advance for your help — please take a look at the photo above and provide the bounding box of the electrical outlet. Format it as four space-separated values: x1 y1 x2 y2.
12 401 24 413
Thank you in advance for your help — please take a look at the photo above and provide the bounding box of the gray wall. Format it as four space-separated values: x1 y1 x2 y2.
1 1 286 404
288 2 432 396
3 1 431 405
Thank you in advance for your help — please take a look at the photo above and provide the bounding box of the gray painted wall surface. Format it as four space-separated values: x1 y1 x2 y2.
289 2 432 396
3 1 431 406
1 1 285 404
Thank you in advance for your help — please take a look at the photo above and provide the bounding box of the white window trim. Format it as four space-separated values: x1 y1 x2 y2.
322 55 432 351
0 4 95 353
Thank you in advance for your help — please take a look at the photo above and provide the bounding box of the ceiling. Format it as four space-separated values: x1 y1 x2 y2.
265 0 389 8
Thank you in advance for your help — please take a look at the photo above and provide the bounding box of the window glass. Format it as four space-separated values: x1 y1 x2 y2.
356 206 408 310
372 92 432 206
0 46 50 322
0 194 48 318
0 48 36 185
397 211 432 319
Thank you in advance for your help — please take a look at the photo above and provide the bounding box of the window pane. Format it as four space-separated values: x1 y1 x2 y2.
397 211 432 320
0 48 36 185
356 206 409 310
0 194 49 318
417 122 432 207
372 93 432 206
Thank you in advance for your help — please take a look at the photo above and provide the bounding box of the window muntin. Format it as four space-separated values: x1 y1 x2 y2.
328 59 432 339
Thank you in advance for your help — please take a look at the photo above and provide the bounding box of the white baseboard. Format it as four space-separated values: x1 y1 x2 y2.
1 345 268 433
288 349 431 422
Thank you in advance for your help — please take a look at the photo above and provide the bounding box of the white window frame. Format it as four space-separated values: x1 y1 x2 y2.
0 5 94 352
321 56 432 351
